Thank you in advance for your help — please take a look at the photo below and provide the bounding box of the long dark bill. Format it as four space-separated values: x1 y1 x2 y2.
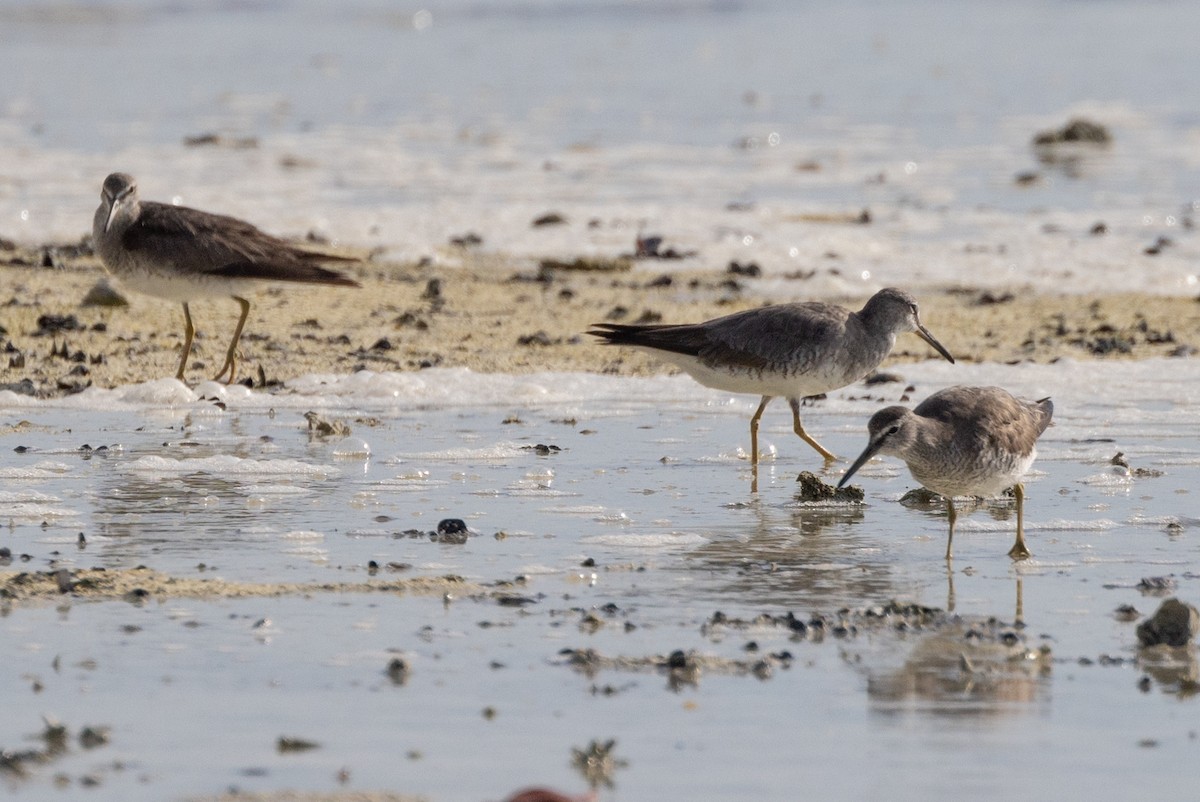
836 438 886 489
915 324 955 364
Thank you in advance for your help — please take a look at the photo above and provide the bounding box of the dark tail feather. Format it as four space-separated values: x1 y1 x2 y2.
586 322 707 357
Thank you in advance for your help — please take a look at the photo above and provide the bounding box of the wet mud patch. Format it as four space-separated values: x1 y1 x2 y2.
0 566 481 606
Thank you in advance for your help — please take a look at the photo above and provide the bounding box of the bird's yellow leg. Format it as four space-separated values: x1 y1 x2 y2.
214 297 251 384
945 497 957 562
1008 483 1032 561
749 396 772 466
788 398 836 462
177 302 195 382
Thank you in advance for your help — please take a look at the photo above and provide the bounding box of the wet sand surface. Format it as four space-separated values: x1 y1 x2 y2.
3 247 1200 397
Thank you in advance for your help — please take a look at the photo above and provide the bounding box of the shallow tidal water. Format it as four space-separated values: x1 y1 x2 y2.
2 359 1199 801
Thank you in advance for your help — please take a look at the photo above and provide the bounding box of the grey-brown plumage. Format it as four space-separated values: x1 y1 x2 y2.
588 288 954 465
838 385 1054 560
92 172 361 384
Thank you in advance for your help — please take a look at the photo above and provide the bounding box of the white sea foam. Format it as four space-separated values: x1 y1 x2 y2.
122 454 336 479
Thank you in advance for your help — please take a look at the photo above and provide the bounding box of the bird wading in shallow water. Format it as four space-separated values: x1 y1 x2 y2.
588 288 954 467
838 385 1053 561
92 172 361 384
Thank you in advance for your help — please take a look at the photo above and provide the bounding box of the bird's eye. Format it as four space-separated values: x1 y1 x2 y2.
887 425 900 435
908 304 918 315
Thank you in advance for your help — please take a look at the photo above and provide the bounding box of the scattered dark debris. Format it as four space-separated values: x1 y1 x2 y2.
632 233 696 260
1136 598 1199 648
450 232 484 248
863 371 903 386
521 443 561 456
77 726 110 750
497 594 539 607
1109 451 1165 478
570 739 625 789
532 212 568 227
393 310 430 330
538 257 632 273
0 717 111 781
1014 171 1041 186
1144 236 1172 256
976 290 1015 306
604 305 628 321
1090 222 1107 235
33 314 83 336
183 132 258 149
419 278 443 304
517 330 558 347
276 736 320 753
1137 576 1177 595
304 410 351 438
1114 605 1141 623
727 261 761 277
795 471 864 503
1033 117 1112 146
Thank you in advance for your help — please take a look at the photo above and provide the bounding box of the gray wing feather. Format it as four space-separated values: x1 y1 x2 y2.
123 201 359 285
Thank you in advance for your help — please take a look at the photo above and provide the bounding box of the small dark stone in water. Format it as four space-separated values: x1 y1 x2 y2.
1136 598 1199 647
432 518 469 544
1137 576 1177 594
386 657 410 685
497 594 538 607
1032 117 1112 146
898 487 943 507
276 736 320 753
438 519 467 535
665 649 690 670
1114 604 1140 622
78 726 110 749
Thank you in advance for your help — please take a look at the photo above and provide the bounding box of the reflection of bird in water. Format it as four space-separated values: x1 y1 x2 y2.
685 499 885 606
588 288 954 469
866 617 1050 713
869 578 1044 712
839 386 1052 560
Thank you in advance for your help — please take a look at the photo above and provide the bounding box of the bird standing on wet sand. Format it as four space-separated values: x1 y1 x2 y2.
587 288 955 465
92 172 361 384
837 385 1053 560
